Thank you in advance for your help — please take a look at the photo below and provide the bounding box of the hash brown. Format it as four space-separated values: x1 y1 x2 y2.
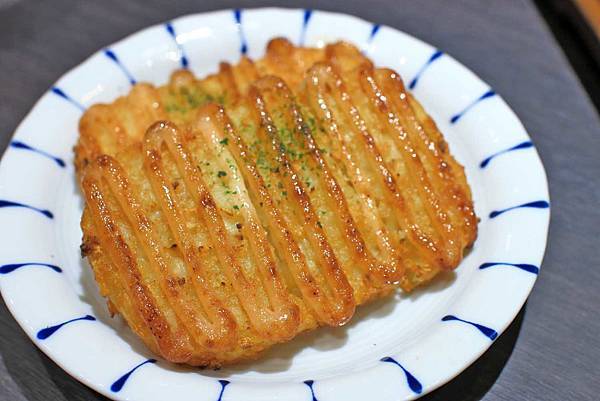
78 39 476 366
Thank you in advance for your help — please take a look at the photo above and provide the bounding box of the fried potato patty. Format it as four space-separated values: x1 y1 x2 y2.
78 40 477 366
75 38 325 174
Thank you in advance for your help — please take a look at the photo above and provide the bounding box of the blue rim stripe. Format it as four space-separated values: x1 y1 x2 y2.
479 262 539 274
489 200 550 218
216 380 230 401
362 23 381 54
369 24 380 42
450 89 495 124
10 141 66 167
37 315 96 340
303 380 318 401
165 22 189 68
299 9 313 46
0 200 53 219
441 315 498 340
110 359 157 392
409 50 443 90
233 9 248 55
380 357 423 394
51 87 85 111
0 262 62 274
480 141 534 168
104 48 136 85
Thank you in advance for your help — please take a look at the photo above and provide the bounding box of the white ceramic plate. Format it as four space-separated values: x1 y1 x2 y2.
0 8 550 401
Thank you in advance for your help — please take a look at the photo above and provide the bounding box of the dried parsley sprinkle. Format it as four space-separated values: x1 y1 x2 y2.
165 103 187 113
180 86 216 108
307 116 317 132
216 93 227 105
225 158 237 172
217 171 227 177
233 205 240 210
219 138 229 145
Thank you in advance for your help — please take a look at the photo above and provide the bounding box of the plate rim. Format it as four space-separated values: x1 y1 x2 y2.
0 7 551 401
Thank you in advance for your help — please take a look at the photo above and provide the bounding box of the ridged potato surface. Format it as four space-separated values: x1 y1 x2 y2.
78 39 477 367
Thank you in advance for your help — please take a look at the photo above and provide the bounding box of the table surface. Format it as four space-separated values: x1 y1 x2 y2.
1 0 599 400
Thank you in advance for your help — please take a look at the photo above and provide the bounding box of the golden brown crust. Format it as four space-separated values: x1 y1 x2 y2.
76 84 166 174
78 38 477 366
304 62 413 286
82 155 196 362
194 103 357 326
74 38 326 179
143 121 300 341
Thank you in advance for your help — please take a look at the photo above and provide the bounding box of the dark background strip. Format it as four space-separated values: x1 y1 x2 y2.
535 0 600 113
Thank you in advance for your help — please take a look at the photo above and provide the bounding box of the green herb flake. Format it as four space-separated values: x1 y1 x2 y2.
216 93 227 105
217 171 227 177
307 116 317 132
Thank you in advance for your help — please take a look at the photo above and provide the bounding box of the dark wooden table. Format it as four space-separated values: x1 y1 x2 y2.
1 1 599 400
